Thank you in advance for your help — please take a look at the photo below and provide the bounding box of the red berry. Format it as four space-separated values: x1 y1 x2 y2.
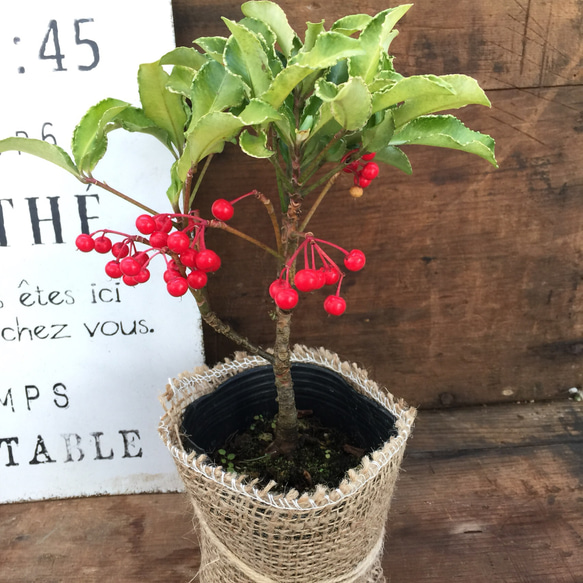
294 268 318 292
164 268 182 283
135 214 157 235
94 236 112 253
324 266 341 285
167 277 189 297
360 162 379 180
275 288 299 310
361 152 376 161
167 231 190 253
123 275 139 286
149 231 168 249
105 261 123 279
314 268 326 290
211 199 234 221
195 249 221 272
342 162 359 174
179 248 198 268
324 295 346 316
187 270 208 289
344 249 366 271
119 257 141 276
358 177 372 188
133 269 150 283
112 242 129 258
133 251 149 267
269 278 289 300
154 215 173 233
75 234 95 252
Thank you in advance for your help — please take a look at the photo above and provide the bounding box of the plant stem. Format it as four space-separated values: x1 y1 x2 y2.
253 191 283 256
301 130 344 182
84 177 159 216
190 288 274 363
270 196 302 455
189 154 213 208
182 166 195 215
299 171 341 232
208 220 282 260
271 306 297 455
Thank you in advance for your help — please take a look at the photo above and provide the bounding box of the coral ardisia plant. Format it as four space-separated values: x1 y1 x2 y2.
0 1 496 464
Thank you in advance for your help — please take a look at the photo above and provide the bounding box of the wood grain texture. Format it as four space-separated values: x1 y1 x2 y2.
1 400 581 582
167 0 583 406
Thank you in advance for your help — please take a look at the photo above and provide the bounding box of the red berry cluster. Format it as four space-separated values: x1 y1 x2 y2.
269 236 366 316
342 152 379 189
75 212 221 297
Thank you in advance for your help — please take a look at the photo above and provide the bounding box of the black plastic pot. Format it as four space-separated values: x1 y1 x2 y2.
181 362 397 455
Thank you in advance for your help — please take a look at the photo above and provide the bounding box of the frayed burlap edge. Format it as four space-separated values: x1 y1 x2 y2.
159 344 417 509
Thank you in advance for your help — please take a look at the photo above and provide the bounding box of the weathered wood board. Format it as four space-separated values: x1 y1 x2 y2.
1 400 581 582
165 0 583 407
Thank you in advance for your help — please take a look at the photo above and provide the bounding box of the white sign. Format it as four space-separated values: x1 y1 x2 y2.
0 0 203 502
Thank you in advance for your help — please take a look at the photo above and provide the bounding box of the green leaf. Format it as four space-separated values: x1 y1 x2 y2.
238 98 282 125
362 110 395 151
166 65 197 98
0 137 81 178
316 77 372 131
179 111 245 180
239 129 274 158
331 14 373 35
223 19 273 96
72 98 130 173
304 21 325 52
262 33 363 110
114 107 175 153
372 74 454 114
241 0 299 58
306 101 334 140
138 61 188 154
290 32 362 69
348 5 412 83
189 59 247 128
262 65 314 110
194 36 227 63
166 159 184 205
160 46 208 70
390 114 497 167
377 74 492 128
375 145 412 174
239 16 283 77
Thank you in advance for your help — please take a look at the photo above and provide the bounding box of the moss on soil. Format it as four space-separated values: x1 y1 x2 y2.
204 412 364 493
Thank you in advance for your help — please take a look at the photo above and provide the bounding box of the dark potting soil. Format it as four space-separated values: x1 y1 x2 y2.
204 412 365 493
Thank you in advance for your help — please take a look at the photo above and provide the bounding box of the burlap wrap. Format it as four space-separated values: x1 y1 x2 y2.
159 345 416 583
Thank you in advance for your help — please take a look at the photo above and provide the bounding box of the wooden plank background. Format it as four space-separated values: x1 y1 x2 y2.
168 0 583 407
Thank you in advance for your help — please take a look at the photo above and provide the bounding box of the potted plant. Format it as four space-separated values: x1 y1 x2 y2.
0 2 496 580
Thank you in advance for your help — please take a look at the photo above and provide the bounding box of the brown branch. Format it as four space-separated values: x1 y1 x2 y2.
208 220 283 260
190 288 274 363
84 177 159 216
299 171 341 232
252 190 283 256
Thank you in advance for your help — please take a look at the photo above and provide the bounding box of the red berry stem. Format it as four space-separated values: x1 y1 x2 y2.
311 237 348 256
229 190 258 205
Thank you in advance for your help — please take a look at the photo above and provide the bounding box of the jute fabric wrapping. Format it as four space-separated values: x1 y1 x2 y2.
159 346 416 583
